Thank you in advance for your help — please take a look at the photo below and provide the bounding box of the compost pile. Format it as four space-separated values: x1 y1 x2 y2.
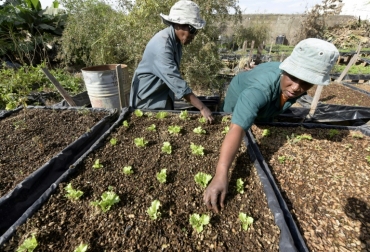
4 112 280 251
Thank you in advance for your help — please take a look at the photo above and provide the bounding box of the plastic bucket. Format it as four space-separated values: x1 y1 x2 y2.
81 64 129 109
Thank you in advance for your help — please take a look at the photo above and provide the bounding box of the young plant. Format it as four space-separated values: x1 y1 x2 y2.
221 116 230 123
134 109 144 117
236 178 244 194
145 112 153 117
161 142 172 154
64 183 84 201
168 125 181 134
17 234 38 252
134 137 148 147
147 124 156 132
91 187 120 213
157 169 167 184
193 126 206 134
110 138 118 145
239 213 254 231
189 213 210 233
147 200 161 220
92 159 103 169
179 110 189 120
222 126 230 134
74 243 88 252
123 166 133 175
156 111 168 119
328 129 339 138
351 132 364 139
262 129 270 137
278 156 286 164
190 142 204 156
123 120 129 127
295 134 312 141
198 117 207 124
194 172 212 189
366 156 370 164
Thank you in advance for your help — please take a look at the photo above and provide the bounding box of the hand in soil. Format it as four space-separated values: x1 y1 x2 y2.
200 106 214 123
203 175 228 213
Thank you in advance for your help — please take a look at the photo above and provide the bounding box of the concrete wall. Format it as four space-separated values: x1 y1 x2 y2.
224 14 356 46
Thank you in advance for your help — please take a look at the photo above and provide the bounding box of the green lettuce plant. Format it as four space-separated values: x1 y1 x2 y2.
194 172 212 188
134 109 144 117
352 132 364 139
123 166 133 175
222 116 230 123
64 183 84 200
110 138 118 145
157 169 167 184
168 125 181 134
161 142 172 154
190 143 204 156
278 156 286 164
147 124 156 131
295 134 312 141
16 234 38 252
134 137 148 147
328 129 339 138
74 243 88 252
92 159 103 169
193 126 206 134
222 126 230 134
156 111 168 119
198 117 207 124
236 178 244 194
179 110 189 120
91 187 120 213
147 200 161 220
239 213 254 231
262 129 270 137
189 213 210 233
123 120 129 127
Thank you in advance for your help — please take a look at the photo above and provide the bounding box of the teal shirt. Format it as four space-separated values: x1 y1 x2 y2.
223 62 301 131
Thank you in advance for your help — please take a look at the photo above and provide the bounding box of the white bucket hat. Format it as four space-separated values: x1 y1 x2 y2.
279 38 339 85
160 0 205 29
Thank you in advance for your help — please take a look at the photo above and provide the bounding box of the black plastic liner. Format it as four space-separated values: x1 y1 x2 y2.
0 106 118 245
248 121 370 252
342 83 370 96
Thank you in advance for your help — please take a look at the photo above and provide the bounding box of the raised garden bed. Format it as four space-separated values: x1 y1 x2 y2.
2 111 283 251
250 124 370 251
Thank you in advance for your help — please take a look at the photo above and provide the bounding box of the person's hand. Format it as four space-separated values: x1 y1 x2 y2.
203 174 228 213
200 106 214 123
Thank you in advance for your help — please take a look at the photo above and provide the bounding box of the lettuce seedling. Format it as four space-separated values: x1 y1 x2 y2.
262 129 270 137
147 200 161 220
123 120 129 127
352 132 364 139
147 124 156 132
194 172 212 188
74 243 88 252
168 125 181 134
295 134 312 141
91 187 120 213
222 116 230 123
157 169 167 184
16 234 37 252
278 156 286 164
239 213 254 231
146 112 153 117
110 138 118 145
134 137 148 147
134 109 144 117
156 111 168 119
366 156 370 164
328 129 339 138
92 159 103 169
190 142 204 156
123 166 133 175
222 126 230 134
65 183 84 200
161 142 172 154
198 117 207 124
189 213 210 233
179 110 189 120
193 126 206 134
236 178 244 194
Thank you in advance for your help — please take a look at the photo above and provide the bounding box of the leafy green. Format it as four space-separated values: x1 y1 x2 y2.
147 200 161 220
239 213 254 231
222 126 230 134
189 213 210 233
16 234 38 252
134 137 148 147
74 243 88 252
64 183 84 200
91 188 120 213
157 169 167 184
161 142 172 154
236 178 244 194
190 142 204 156
295 134 312 141
110 138 118 145
198 117 207 124
262 129 270 137
278 156 286 164
194 172 212 188
193 126 206 134
92 159 103 169
123 120 129 127
179 110 189 120
134 109 144 117
222 116 230 123
328 129 339 138
168 125 181 134
147 124 156 131
156 111 168 119
123 166 133 175
351 132 364 139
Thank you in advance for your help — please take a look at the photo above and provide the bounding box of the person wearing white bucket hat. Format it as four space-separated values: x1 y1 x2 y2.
129 0 213 123
203 38 339 213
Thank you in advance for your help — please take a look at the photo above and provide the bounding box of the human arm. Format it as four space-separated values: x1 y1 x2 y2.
203 123 245 213
183 93 214 123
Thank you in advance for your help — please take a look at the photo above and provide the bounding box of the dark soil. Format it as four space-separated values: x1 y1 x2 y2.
0 108 108 197
307 83 370 107
251 125 370 252
3 113 280 251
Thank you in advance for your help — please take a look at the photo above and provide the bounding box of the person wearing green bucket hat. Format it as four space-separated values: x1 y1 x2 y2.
203 38 339 213
129 0 213 123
